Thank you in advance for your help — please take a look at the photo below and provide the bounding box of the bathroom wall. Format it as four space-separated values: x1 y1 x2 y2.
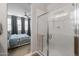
0 3 7 56
31 4 48 52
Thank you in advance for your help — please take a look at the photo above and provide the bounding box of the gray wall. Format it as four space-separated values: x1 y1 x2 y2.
0 3 7 56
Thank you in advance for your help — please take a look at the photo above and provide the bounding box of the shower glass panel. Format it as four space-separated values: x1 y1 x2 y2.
48 4 75 56
37 13 48 56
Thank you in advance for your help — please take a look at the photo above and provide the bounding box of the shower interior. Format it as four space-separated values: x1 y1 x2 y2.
36 3 79 56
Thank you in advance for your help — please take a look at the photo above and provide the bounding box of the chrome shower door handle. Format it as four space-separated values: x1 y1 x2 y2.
49 34 52 40
0 23 3 35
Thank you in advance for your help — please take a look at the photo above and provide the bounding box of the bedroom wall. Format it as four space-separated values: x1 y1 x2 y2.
0 3 7 55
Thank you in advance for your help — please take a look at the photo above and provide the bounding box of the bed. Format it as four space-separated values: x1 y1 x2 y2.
8 34 31 48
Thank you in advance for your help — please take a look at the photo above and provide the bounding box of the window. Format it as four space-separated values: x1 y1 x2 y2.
8 16 11 31
17 17 21 33
25 19 28 32
7 16 28 33
17 18 28 33
17 19 21 30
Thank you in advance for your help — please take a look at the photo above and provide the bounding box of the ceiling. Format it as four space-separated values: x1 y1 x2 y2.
8 3 75 18
33 3 75 14
47 3 75 12
8 3 31 17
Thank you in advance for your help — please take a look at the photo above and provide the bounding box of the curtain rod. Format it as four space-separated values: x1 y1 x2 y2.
8 14 29 19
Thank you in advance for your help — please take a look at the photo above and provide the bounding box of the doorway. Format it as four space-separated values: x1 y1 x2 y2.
7 3 31 56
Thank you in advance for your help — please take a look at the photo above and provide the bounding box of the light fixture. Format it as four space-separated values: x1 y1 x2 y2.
24 11 27 17
55 12 68 18
50 12 68 19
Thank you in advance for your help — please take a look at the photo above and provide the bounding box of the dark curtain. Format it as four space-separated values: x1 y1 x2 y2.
27 17 31 36
21 17 25 34
11 15 18 34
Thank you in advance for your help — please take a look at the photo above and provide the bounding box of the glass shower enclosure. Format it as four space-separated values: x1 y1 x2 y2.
37 3 76 56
